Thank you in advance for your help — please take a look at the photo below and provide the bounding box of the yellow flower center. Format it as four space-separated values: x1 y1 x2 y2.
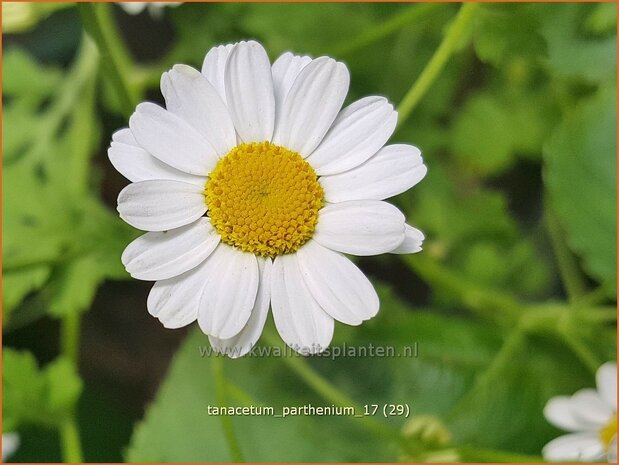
600 414 617 450
205 141 324 257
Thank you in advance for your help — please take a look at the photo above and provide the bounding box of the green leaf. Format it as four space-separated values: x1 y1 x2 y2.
3 349 82 431
404 161 517 247
474 4 547 67
544 86 617 296
446 328 610 453
460 241 551 298
2 266 50 323
450 93 515 176
126 326 393 461
48 256 105 318
126 280 598 461
45 358 83 415
449 88 558 176
2 48 63 105
238 3 381 57
537 3 616 83
2 46 136 324
584 3 617 36
126 281 508 461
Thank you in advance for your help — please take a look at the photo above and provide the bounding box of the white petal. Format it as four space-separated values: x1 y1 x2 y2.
201 43 235 104
118 2 147 14
542 432 605 462
307 96 397 175
197 245 259 339
2 433 19 461
314 200 405 256
390 224 425 254
570 388 614 428
320 144 426 202
271 253 334 354
224 40 275 143
147 259 210 329
297 240 379 325
209 257 272 358
117 180 206 231
121 218 220 281
597 362 617 410
272 57 349 156
271 52 312 119
544 396 589 432
108 128 205 185
129 102 218 176
161 65 237 156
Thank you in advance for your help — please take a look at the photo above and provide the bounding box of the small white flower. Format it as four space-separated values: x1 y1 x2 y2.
543 362 617 462
118 2 180 18
109 40 427 357
2 433 20 461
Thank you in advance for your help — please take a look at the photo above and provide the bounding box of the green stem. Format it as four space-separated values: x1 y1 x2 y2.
60 418 83 463
545 209 588 302
402 254 519 326
79 2 136 117
397 2 479 127
557 330 601 375
575 286 611 307
331 3 442 57
61 312 81 366
579 306 617 323
53 37 100 464
60 311 83 462
212 356 245 462
447 329 525 419
70 61 98 196
261 329 412 452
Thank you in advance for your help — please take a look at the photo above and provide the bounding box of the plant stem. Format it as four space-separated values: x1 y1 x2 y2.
61 312 81 367
402 254 519 326
70 62 98 196
557 330 601 375
60 311 83 462
397 2 479 127
79 2 136 117
575 286 611 307
446 328 525 419
54 37 101 464
212 356 245 462
545 209 588 302
261 329 414 453
60 418 83 463
331 3 442 57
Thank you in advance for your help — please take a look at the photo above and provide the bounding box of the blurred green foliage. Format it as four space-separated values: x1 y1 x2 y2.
3 349 82 432
2 2 617 463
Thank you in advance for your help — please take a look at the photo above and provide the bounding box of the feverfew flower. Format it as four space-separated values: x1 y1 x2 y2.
109 40 426 357
543 362 617 462
2 433 20 461
118 2 180 17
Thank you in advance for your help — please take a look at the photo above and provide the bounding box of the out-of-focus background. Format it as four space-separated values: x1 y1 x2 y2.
2 2 617 462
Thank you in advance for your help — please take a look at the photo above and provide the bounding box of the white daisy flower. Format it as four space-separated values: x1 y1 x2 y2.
109 40 427 357
543 362 617 462
2 432 20 461
118 2 180 17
